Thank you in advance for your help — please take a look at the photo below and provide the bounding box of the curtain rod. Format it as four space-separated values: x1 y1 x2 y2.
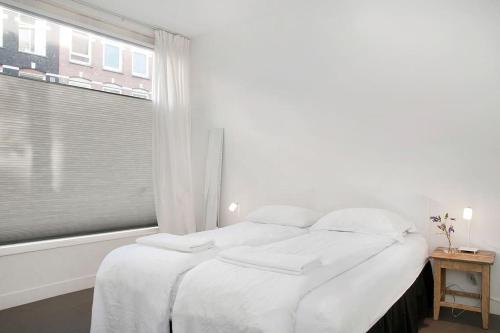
0 0 190 45
66 0 189 39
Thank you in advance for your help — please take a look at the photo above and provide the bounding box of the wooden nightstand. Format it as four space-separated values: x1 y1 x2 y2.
430 247 496 329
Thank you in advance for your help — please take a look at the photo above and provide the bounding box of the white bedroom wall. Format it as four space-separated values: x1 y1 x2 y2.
190 0 500 313
0 233 154 310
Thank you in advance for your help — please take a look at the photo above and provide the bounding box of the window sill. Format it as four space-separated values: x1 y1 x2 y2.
102 67 123 74
132 73 149 80
17 50 47 58
0 226 159 257
69 59 92 67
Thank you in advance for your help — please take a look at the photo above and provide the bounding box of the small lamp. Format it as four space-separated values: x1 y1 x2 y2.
228 202 240 216
458 207 478 254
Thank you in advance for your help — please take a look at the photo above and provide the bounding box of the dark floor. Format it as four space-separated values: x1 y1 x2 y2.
0 288 499 333
0 289 93 333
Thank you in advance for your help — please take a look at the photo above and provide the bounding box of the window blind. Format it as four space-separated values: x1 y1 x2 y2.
0 74 156 245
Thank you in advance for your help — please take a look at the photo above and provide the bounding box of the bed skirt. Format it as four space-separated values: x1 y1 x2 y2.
367 261 434 333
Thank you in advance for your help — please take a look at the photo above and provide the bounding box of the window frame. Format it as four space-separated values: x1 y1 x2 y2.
0 8 5 48
102 40 123 73
17 14 47 57
132 48 149 79
18 25 35 54
0 227 159 257
70 29 92 66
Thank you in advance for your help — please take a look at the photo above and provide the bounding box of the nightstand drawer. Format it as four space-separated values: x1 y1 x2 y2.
439 260 482 272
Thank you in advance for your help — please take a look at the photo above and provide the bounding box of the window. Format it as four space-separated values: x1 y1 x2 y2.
17 14 46 56
70 30 91 65
102 83 122 94
0 5 152 99
132 88 149 99
132 50 149 78
68 77 91 89
0 8 5 48
103 41 122 72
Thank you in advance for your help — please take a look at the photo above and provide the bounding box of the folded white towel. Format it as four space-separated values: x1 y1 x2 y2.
136 233 214 253
217 246 321 275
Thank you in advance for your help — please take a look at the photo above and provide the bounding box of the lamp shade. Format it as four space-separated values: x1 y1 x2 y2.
228 202 239 213
463 207 473 220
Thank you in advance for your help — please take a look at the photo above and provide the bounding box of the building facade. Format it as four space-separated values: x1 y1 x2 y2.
0 5 152 99
58 26 152 99
0 7 59 81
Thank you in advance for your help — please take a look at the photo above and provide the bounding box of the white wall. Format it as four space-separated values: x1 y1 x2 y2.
191 0 500 313
0 235 145 310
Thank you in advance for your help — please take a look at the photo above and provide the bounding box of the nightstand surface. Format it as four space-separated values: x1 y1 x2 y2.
430 247 496 330
431 247 495 264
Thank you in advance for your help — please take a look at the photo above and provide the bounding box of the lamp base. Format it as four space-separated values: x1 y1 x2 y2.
458 246 479 254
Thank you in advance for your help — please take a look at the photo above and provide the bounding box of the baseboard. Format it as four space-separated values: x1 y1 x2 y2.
492 297 500 316
0 274 95 310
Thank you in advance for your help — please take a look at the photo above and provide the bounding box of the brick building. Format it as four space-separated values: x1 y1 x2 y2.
0 5 152 99
58 26 152 99
0 6 60 81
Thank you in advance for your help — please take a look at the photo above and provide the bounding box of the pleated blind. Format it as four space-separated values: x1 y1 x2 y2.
0 74 156 245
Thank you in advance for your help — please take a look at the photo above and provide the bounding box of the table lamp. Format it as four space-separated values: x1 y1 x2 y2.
228 202 240 216
458 207 478 254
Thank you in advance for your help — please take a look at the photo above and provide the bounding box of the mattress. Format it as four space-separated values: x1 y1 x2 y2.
295 233 429 333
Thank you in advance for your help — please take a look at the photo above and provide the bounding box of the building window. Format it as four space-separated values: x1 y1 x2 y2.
0 8 5 48
132 50 149 78
103 83 122 94
68 77 92 89
103 41 122 72
17 14 46 56
70 30 91 65
132 88 149 99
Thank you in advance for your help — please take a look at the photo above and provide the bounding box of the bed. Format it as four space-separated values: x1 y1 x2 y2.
172 228 431 333
294 233 431 333
90 220 310 333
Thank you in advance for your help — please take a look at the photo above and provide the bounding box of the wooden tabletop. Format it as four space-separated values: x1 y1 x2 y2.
431 247 496 264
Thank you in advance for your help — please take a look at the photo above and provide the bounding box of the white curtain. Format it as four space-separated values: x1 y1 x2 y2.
152 30 196 234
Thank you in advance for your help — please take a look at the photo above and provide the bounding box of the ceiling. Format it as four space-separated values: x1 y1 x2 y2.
77 0 284 37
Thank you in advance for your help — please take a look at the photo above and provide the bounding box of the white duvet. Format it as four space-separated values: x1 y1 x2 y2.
295 233 428 333
90 222 307 333
172 231 395 333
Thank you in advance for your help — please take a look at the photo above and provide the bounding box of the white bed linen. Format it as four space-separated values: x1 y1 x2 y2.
295 233 428 333
90 222 307 333
172 231 395 333
218 246 321 275
136 233 214 252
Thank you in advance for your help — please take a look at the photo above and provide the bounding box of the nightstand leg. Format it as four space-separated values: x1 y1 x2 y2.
433 261 442 320
441 267 446 301
482 265 490 330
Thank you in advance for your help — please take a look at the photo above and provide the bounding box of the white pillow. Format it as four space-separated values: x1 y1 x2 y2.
310 208 416 242
245 205 323 228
